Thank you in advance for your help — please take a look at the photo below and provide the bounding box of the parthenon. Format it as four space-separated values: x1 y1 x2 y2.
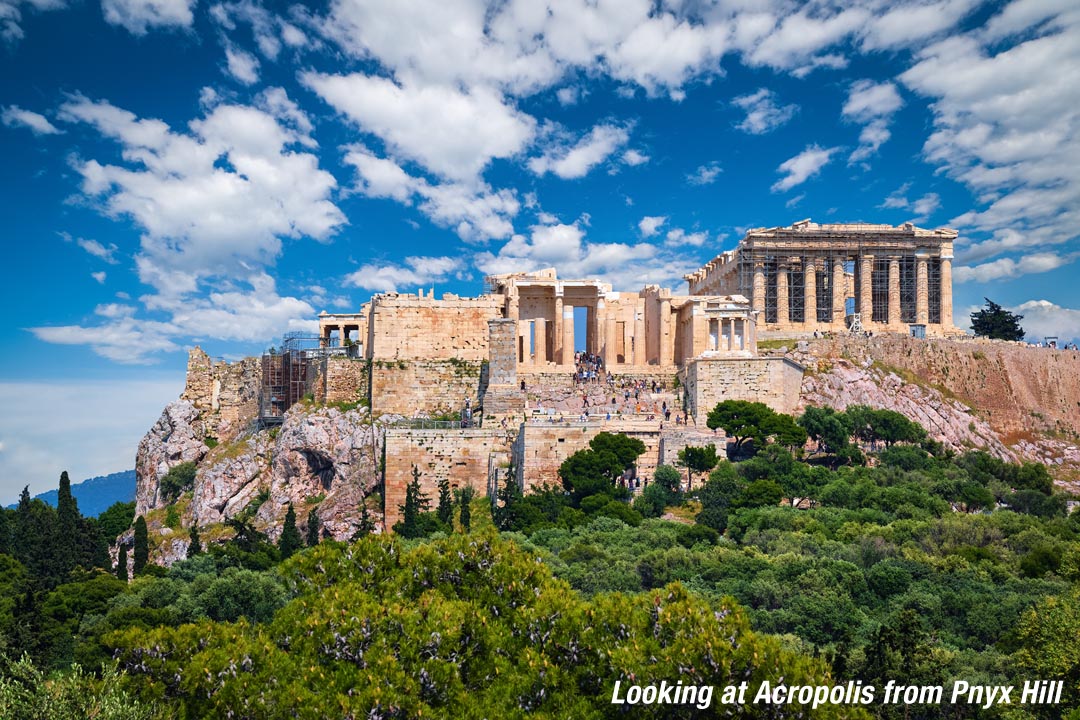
684 220 959 336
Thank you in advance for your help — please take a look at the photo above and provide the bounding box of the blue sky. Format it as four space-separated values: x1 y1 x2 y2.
2 0 1079 501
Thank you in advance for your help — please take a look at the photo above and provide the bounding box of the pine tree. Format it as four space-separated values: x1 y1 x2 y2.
132 515 149 574
278 504 303 558
187 526 202 558
306 509 320 547
457 486 475 532
970 298 1025 341
116 544 129 582
436 476 454 525
395 465 430 538
0 507 10 555
351 500 376 541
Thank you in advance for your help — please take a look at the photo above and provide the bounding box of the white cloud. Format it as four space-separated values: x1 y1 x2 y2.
303 71 536 181
953 252 1073 283
771 145 838 192
556 86 581 106
91 271 107 284
78 237 119 263
743 6 870 73
210 0 307 59
342 146 519 242
1009 299 1080 343
664 228 708 247
843 80 903 163
900 5 1080 263
343 255 464 293
687 161 722 185
861 0 980 51
0 379 183 503
785 193 805 209
101 0 195 35
528 122 630 179
621 148 649 166
732 88 797 134
877 185 941 223
1 0 66 43
638 215 667 237
2 104 62 134
224 44 260 85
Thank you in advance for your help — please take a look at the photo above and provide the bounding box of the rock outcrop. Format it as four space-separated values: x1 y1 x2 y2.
135 400 208 515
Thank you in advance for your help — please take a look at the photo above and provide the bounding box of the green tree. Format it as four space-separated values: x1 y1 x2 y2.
278 504 302 559
495 463 525 530
971 297 1025 341
394 465 430 538
132 516 148 575
456 486 475 532
158 461 197 503
186 526 202 558
305 509 320 547
588 432 646 471
706 400 784 456
116 544 128 582
677 444 718 491
436 475 454 525
97 501 135 543
55 471 79 578
351 499 377 540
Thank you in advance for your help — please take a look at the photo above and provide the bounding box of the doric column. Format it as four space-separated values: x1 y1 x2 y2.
562 303 575 365
859 254 873 323
338 324 346 348
776 263 789 328
752 262 765 317
888 257 901 327
604 313 617 367
940 253 954 329
832 257 846 326
804 260 817 326
535 317 547 365
633 308 646 366
659 297 673 366
553 292 563 364
916 253 929 325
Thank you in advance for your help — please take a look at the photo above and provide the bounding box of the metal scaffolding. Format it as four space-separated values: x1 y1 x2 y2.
258 332 333 425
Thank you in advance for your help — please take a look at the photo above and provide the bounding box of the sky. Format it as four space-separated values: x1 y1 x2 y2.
2 0 1079 502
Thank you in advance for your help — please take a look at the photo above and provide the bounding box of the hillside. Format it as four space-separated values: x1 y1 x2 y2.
7 469 135 517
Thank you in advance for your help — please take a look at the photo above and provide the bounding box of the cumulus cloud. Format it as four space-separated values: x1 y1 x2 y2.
210 0 308 59
343 255 464 293
303 71 536 181
687 161 722 185
638 215 667 237
732 88 797 134
91 271 107 284
877 184 941 223
953 252 1073 284
1009 299 1080 343
1 0 66 43
101 0 195 35
843 80 903 163
2 104 62 134
664 228 708 247
528 122 630 179
224 44 260 84
771 145 838 192
621 148 649 166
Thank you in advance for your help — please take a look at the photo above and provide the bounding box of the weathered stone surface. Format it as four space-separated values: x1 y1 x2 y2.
799 358 1014 461
135 400 208 515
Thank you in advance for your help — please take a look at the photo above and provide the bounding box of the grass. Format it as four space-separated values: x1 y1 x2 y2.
757 339 792 350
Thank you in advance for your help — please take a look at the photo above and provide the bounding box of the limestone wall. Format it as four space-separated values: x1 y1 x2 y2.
682 357 805 420
383 427 515 527
325 356 370 405
181 347 261 442
367 295 502 361
370 359 484 416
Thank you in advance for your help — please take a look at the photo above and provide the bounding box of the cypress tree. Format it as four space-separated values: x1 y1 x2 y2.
351 500 376 541
495 463 522 531
395 465 430 538
279 504 302 558
116 544 129 582
0 507 9 555
187 526 202 558
436 476 454 526
56 471 81 577
306 509 320 547
457 486 475 532
133 515 149 574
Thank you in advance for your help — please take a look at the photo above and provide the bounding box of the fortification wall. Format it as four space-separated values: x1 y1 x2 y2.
383 427 515 528
324 356 370 405
371 359 484 417
181 347 260 442
682 357 804 420
367 296 502 362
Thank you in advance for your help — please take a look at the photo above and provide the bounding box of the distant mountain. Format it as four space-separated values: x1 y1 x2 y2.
8 470 136 518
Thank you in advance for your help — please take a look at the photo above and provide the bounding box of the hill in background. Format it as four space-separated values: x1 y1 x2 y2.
7 469 136 517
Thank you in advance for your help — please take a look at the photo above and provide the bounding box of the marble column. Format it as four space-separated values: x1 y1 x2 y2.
916 253 929 325
633 308 646 366
777 263 789 328
535 317 547 365
832 257 846 326
338 324 346 348
940 253 953 329
553 293 563 364
888 257 901 328
752 262 765 317
659 297 673 366
859 254 873 322
562 304 575 365
804 260 817 327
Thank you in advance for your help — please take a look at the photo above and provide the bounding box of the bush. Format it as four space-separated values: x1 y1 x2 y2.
159 462 197 503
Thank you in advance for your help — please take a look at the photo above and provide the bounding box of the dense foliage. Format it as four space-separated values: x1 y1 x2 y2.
970 298 1025 342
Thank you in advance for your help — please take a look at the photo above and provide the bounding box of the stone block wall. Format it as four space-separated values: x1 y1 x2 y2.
682 357 805 421
325 356 370 405
371 359 484 417
383 427 515 527
368 296 502 362
181 346 261 442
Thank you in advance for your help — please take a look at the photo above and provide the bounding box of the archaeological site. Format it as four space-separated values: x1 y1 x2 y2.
131 221 1080 560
